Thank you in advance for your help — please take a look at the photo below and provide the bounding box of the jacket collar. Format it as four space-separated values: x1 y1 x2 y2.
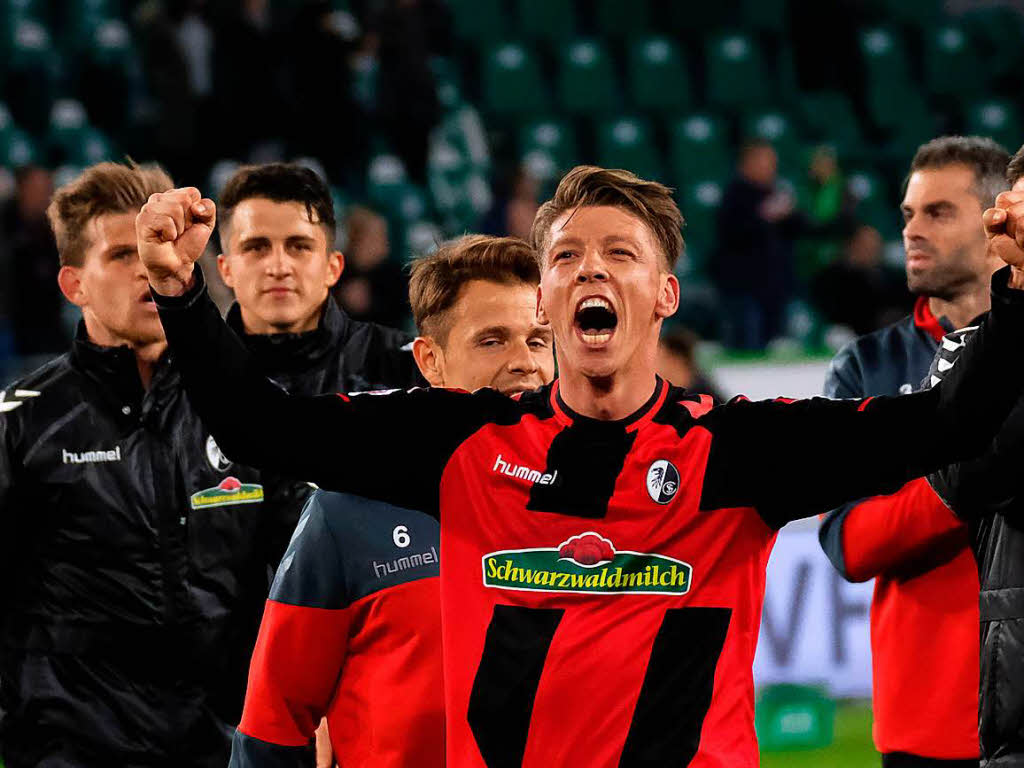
226 299 350 374
913 296 954 342
69 322 176 413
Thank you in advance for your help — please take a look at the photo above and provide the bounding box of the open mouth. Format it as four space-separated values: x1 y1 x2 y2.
574 296 618 345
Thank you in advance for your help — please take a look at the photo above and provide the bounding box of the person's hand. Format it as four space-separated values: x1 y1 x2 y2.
314 718 335 768
135 187 216 296
984 190 1024 288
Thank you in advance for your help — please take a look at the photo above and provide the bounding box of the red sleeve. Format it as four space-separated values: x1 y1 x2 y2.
237 599 352 746
840 476 966 583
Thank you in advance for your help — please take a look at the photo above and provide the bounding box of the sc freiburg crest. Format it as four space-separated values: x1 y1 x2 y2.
646 459 680 504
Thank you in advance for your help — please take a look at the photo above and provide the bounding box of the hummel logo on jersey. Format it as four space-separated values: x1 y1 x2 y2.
0 389 41 413
492 454 559 486
63 446 122 464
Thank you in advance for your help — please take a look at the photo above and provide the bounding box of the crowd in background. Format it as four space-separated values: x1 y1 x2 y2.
7 0 1024 383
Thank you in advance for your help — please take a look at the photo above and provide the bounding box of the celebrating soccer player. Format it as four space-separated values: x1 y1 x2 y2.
137 165 1024 767
230 234 554 767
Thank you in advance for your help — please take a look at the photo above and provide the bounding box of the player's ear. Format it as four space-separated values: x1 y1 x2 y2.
58 265 85 307
327 250 345 287
216 253 234 289
412 336 446 387
655 271 680 320
536 284 549 325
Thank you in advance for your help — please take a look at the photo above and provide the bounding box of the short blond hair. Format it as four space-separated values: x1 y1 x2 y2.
530 165 684 270
408 234 540 344
47 161 174 267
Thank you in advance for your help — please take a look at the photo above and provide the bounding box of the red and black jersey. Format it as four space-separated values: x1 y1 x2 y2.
154 267 1024 767
229 490 443 768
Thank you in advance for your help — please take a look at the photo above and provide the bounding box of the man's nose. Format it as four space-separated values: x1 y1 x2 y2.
507 340 540 375
575 249 608 283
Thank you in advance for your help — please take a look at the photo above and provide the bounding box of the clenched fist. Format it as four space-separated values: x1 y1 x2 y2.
136 187 216 296
985 190 1024 289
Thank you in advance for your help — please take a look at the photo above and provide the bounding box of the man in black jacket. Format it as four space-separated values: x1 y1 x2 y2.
928 148 1024 768
0 162 291 768
214 163 422 556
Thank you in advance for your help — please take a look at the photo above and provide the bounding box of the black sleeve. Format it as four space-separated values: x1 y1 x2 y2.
154 269 506 517
698 266 1024 529
817 342 868 578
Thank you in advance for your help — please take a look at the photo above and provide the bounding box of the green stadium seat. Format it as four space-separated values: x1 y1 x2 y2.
557 38 618 115
367 153 408 206
595 116 661 181
798 91 865 158
963 6 1024 78
846 168 898 238
859 27 913 130
923 24 979 99
431 57 463 111
966 100 1022 154
594 0 649 39
667 3 731 36
404 220 444 260
668 113 731 186
448 0 506 44
885 95 937 164
519 116 578 176
0 101 12 141
0 127 38 166
740 109 803 175
706 32 766 110
48 99 89 158
73 127 114 165
740 0 787 34
678 178 724 255
514 0 576 44
482 41 548 115
872 0 942 27
627 36 690 113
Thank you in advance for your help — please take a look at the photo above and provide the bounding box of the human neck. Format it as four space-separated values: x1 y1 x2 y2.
82 316 166 390
557 361 659 421
928 281 992 330
240 303 323 336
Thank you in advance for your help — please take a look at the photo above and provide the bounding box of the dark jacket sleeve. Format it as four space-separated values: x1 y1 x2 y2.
154 268 503 517
927 326 1024 520
698 266 1024 529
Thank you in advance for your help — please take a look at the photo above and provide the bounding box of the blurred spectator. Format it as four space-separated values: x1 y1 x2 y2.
712 140 803 349
134 0 212 183
333 206 410 329
212 0 285 163
658 329 726 403
367 0 450 183
481 165 540 240
804 146 855 237
1 167 66 360
282 0 365 186
812 224 909 336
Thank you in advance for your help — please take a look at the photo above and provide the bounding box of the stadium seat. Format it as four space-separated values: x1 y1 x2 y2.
627 36 690 113
705 32 767 110
4 16 58 132
668 113 731 187
431 57 463 111
966 100 1022 154
740 0 787 34
677 178 724 256
557 38 618 116
873 0 942 26
482 41 548 115
846 168 898 238
0 127 38 167
740 109 803 176
595 116 661 182
73 127 114 166
48 98 90 161
447 0 506 44
594 0 649 39
923 24 979 99
514 0 576 44
798 91 865 159
963 5 1024 78
519 116 578 176
859 27 913 130
885 95 937 164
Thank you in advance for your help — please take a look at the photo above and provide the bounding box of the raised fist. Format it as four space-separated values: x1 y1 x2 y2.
136 187 216 296
985 191 1024 285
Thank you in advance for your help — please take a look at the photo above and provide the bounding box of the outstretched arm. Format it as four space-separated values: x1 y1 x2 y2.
699 192 1024 528
138 189 502 514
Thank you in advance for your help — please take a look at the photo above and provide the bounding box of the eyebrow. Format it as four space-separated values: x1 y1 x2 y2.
104 244 137 258
903 200 956 214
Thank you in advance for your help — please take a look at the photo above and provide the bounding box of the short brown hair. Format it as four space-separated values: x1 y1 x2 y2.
47 161 173 267
409 234 540 344
1007 144 1024 187
530 165 684 270
909 136 1010 209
